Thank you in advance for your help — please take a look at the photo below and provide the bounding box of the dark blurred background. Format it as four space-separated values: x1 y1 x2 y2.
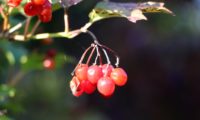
1 0 200 120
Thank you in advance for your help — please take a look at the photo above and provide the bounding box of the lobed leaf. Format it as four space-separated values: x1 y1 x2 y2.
89 1 174 23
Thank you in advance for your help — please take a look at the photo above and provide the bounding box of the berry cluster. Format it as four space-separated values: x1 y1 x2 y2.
7 0 52 22
43 49 56 69
70 38 128 97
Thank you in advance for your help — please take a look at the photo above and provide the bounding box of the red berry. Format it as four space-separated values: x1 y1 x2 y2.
39 7 52 22
87 65 103 84
7 0 22 7
42 0 51 9
81 80 96 94
70 76 84 97
42 38 53 45
110 68 127 86
97 77 115 97
75 64 88 81
31 0 46 5
47 49 56 57
43 58 55 69
0 7 2 12
24 2 42 16
101 64 113 76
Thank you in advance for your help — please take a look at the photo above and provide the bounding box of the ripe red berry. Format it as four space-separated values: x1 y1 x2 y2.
7 0 22 7
70 76 84 97
42 0 51 9
75 64 88 81
110 68 127 86
81 80 96 94
43 58 55 69
31 0 46 5
101 64 113 76
24 2 42 16
87 65 103 84
97 77 115 97
39 7 52 22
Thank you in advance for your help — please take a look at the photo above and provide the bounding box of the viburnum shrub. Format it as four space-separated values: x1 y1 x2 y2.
0 0 174 98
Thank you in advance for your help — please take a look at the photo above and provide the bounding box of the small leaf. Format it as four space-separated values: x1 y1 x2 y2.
89 1 174 23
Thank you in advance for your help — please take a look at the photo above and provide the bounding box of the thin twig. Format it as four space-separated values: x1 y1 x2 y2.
86 45 96 65
24 17 31 40
3 13 9 31
86 30 100 44
0 22 91 41
8 71 26 87
94 45 102 65
102 48 111 64
30 19 41 35
8 20 26 34
85 30 120 67
8 30 81 41
64 8 69 33
71 44 95 76
101 45 120 67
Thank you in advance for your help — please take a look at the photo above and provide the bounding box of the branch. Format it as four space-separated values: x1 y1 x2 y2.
64 8 69 33
11 30 82 41
0 22 92 41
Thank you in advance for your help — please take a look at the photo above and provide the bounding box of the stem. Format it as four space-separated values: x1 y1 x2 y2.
100 45 120 67
30 19 41 35
94 45 101 65
86 30 100 45
78 44 95 64
102 48 111 64
2 7 13 32
3 14 9 31
6 29 82 41
64 8 69 33
98 47 103 65
8 71 26 87
24 17 31 40
85 30 119 66
8 20 26 34
8 7 13 14
0 22 91 41
71 44 95 76
86 45 96 65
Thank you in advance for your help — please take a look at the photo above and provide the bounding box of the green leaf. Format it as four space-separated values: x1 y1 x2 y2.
0 84 16 102
0 115 12 120
20 53 43 71
137 1 175 15
89 1 174 23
